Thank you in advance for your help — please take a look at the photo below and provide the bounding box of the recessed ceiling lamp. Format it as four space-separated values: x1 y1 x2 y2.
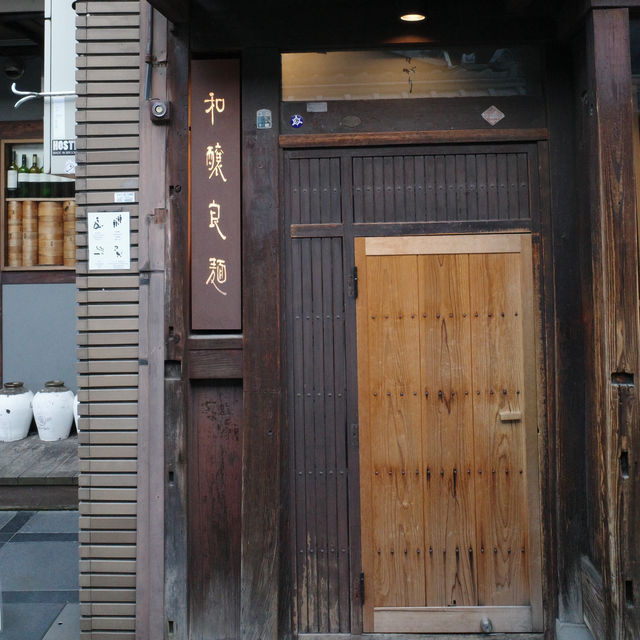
397 0 427 22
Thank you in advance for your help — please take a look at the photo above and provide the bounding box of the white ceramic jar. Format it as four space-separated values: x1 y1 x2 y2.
32 380 74 441
73 393 80 432
0 382 34 442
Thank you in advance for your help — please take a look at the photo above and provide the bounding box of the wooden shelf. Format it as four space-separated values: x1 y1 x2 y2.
2 265 74 272
6 197 74 202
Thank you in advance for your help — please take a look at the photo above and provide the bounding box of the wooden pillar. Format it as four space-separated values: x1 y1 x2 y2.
240 48 282 640
136 5 169 638
581 8 640 638
163 19 190 640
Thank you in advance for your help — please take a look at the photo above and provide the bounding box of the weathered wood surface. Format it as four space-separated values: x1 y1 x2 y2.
577 8 640 639
162 16 190 640
189 382 243 639
241 48 282 640
0 433 78 484
284 146 545 635
281 129 548 148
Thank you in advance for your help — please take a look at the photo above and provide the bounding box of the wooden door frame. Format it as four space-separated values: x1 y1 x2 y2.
281 137 556 638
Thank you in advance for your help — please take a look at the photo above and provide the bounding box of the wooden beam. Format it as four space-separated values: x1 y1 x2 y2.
136 7 170 640
240 48 282 640
582 8 640 638
280 129 549 149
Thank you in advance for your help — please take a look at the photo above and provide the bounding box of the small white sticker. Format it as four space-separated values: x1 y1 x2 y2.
114 192 135 203
64 160 77 174
88 211 131 271
306 101 327 113
481 105 506 126
257 108 272 129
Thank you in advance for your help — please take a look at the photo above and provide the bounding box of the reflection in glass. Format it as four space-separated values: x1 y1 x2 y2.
282 47 541 101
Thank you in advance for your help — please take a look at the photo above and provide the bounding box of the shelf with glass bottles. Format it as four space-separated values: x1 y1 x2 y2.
1 139 75 271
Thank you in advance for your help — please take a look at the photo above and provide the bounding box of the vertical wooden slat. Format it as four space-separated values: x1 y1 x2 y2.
496 153 509 219
302 237 317 631
507 154 519 220
419 253 476 607
435 155 446 221
470 252 530 606
517 153 530 220
330 158 342 223
455 154 468 221
383 156 394 222
364 255 425 612
373 157 385 222
331 237 350 632
476 154 489 221
486 154 498 220
413 155 425 222
291 237 308 631
445 154 457 220
352 157 363 222
404 156 416 222
300 159 311 225
393 155 406 222
290 159 301 225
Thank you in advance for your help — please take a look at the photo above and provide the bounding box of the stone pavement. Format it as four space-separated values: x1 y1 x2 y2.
0 511 78 640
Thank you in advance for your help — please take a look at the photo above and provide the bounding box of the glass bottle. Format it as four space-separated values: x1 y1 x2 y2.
40 165 51 198
29 154 40 198
6 150 18 196
17 154 28 198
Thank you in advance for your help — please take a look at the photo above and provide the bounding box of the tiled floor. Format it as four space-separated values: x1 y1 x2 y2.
0 511 78 640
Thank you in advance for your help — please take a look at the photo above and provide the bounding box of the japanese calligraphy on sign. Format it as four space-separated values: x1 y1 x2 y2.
191 59 241 330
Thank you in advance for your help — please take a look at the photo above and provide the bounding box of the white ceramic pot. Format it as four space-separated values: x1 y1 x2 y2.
0 382 33 442
32 380 74 441
73 393 80 432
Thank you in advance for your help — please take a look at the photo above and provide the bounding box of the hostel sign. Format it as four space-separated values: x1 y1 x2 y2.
191 59 241 330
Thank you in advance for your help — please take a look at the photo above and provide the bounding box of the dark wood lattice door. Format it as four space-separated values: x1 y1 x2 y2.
355 233 543 634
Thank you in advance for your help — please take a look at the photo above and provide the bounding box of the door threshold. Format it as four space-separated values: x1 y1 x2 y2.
298 634 545 639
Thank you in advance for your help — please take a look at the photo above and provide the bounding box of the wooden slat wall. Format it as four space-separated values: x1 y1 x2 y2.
75 2 141 638
352 149 530 223
289 236 351 633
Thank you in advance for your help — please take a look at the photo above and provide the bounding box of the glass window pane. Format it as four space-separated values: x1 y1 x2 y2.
282 47 541 101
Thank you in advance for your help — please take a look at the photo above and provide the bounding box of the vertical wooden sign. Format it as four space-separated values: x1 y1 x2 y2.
190 59 241 330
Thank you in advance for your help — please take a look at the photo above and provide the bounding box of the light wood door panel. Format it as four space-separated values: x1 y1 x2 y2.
356 234 542 634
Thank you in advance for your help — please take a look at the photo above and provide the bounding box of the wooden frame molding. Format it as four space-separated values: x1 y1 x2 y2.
280 128 549 149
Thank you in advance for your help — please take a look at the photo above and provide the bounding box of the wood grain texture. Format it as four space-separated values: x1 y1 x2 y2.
579 9 640 638
357 234 541 633
189 382 243 640
240 48 282 640
419 254 476 607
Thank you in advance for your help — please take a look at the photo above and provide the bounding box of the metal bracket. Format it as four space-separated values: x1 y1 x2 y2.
11 82 76 108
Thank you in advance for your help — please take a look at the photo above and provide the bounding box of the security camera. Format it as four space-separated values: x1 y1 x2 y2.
4 60 24 81
150 99 171 123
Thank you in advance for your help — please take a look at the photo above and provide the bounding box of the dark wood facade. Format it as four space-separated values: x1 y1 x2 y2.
76 0 640 638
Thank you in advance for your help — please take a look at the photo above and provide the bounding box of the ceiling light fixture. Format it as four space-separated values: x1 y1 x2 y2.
398 1 427 22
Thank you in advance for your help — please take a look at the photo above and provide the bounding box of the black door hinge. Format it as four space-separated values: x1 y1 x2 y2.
352 266 358 299
360 571 365 604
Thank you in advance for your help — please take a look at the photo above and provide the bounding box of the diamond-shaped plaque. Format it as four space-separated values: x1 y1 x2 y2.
481 105 505 126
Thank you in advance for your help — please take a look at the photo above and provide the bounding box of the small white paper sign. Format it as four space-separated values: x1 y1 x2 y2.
52 97 66 138
88 211 130 271
114 191 135 203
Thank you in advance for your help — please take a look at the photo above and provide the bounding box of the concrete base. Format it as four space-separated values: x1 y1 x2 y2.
556 620 594 640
